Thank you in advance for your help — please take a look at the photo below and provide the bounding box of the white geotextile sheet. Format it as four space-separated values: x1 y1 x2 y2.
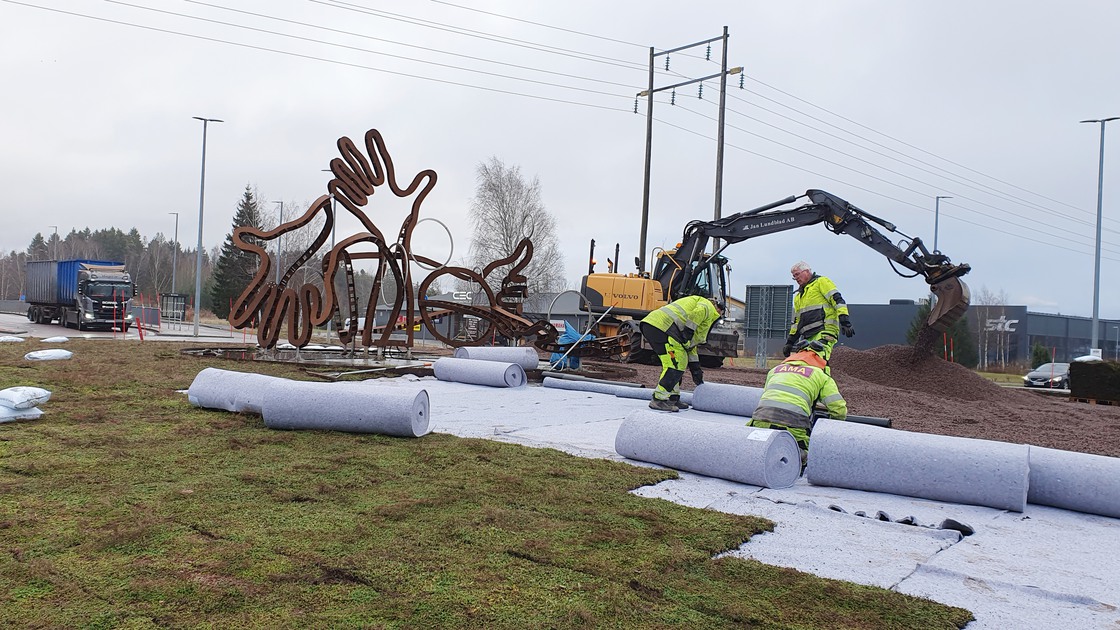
806 418 1030 512
615 410 802 489
187 367 285 414
543 376 693 403
433 357 525 388
1027 446 1120 518
261 380 430 437
453 346 540 371
691 382 764 417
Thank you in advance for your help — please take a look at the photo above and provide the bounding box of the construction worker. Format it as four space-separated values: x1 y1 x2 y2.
749 339 847 458
640 295 724 412
784 261 855 361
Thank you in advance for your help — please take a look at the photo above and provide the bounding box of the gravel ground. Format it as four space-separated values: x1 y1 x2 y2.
574 345 1120 458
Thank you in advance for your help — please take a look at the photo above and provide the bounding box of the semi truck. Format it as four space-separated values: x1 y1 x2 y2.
25 260 136 331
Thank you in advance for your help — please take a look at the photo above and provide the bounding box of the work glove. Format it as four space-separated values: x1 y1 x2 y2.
688 361 704 385
839 315 855 338
782 333 797 357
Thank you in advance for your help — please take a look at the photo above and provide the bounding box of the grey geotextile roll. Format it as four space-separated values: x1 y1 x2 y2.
615 410 802 489
261 380 430 437
453 346 540 370
187 367 284 414
691 382 764 417
806 419 1030 512
1027 446 1120 518
433 357 526 388
542 377 692 403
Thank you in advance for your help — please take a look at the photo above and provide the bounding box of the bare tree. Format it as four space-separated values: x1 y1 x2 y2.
467 157 567 295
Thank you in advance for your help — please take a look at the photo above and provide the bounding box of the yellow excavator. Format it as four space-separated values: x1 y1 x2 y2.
578 189 972 366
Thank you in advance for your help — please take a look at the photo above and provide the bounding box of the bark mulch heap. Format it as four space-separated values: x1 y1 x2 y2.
579 345 1120 458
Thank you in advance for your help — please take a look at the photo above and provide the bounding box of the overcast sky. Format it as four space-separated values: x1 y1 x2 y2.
3 0 1120 324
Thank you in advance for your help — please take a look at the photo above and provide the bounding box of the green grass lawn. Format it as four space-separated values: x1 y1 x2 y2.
0 340 971 629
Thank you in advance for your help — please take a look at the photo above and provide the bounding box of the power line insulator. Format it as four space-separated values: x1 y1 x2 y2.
698 83 703 99
664 55 670 71
706 44 711 60
670 89 676 105
633 97 638 114
739 74 745 89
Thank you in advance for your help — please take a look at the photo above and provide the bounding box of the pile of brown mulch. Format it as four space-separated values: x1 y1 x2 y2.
576 346 1120 458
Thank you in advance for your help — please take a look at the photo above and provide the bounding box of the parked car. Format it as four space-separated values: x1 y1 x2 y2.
1023 362 1070 389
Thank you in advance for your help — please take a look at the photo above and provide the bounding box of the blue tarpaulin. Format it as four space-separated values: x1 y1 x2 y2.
550 323 593 370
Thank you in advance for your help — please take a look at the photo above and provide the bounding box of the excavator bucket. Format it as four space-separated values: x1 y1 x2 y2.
926 277 971 332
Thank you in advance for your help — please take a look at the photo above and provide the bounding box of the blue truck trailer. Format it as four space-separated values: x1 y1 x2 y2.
25 259 135 331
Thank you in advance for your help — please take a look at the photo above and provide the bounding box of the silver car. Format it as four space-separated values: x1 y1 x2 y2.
1023 362 1070 389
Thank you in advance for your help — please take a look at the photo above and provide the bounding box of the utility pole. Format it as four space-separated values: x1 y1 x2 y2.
636 28 742 272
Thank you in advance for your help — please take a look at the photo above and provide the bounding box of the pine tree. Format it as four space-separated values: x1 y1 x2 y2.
210 186 264 320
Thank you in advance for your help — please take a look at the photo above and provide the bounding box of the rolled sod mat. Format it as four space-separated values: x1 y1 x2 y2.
1027 446 1120 518
187 367 284 414
433 357 526 388
691 382 764 417
452 346 540 370
261 380 430 437
615 410 802 489
806 419 1030 512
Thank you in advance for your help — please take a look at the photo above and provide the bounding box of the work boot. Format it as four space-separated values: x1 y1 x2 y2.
670 396 689 410
649 398 678 412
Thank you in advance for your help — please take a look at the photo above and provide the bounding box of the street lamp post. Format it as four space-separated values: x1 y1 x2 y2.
192 116 223 337
933 196 952 253
273 201 284 285
1080 116 1118 350
1114 325 1119 361
168 212 179 294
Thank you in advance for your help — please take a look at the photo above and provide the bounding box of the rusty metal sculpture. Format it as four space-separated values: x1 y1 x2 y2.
227 128 624 358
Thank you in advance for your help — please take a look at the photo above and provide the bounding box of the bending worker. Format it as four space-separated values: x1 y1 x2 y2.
749 339 847 456
639 295 724 412
784 261 855 360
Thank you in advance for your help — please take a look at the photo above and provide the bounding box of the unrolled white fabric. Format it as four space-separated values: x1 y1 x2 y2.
615 410 802 489
187 367 285 414
453 346 540 371
0 386 52 410
1027 446 1120 519
262 380 430 437
691 382 764 417
433 357 525 388
806 419 1030 512
24 349 73 361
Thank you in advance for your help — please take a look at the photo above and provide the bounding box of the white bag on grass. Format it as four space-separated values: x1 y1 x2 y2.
0 386 52 409
0 335 25 343
0 406 44 423
24 349 73 361
42 336 70 343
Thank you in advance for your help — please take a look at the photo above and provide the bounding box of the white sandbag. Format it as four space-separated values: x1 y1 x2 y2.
453 346 540 371
1027 446 1120 519
0 335 24 343
187 367 285 414
691 382 765 417
806 419 1030 512
615 410 803 489
42 336 70 343
433 357 525 388
261 380 430 437
0 406 44 423
0 386 52 410
24 349 73 361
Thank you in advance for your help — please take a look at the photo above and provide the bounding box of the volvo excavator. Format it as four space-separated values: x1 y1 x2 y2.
576 189 972 366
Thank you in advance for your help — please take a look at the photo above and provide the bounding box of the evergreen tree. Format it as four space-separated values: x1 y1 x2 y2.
906 299 979 368
210 186 264 319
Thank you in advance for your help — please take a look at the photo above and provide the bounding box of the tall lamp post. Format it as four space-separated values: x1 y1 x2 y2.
1114 325 1119 361
192 116 223 337
933 196 952 253
272 201 284 285
1080 116 1118 350
168 212 179 295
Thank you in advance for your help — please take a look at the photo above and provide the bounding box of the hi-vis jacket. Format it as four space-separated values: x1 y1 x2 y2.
751 357 847 430
641 295 722 362
790 274 849 342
